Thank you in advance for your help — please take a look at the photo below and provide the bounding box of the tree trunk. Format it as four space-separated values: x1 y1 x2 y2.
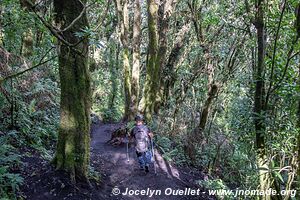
130 0 141 118
114 0 132 121
52 0 91 182
154 0 177 113
139 0 178 119
139 0 159 121
185 54 218 163
163 22 191 102
109 42 119 110
254 0 270 198
196 83 218 134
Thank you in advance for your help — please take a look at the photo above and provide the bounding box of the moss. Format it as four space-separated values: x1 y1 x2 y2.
53 0 91 182
131 0 141 118
141 0 159 122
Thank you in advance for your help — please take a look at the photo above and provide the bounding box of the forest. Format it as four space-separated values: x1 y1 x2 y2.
0 0 300 199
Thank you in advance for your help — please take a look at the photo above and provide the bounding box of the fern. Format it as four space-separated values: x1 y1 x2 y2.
0 136 23 199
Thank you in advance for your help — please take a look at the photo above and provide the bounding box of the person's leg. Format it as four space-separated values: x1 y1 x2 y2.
144 151 152 172
136 151 145 169
146 150 152 165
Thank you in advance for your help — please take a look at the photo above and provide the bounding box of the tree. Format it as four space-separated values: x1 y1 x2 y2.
139 0 159 121
114 0 132 121
140 0 177 121
130 0 142 119
253 0 270 197
162 22 191 102
52 0 91 182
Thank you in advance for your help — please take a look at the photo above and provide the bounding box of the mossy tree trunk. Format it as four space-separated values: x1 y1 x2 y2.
109 42 120 109
254 0 271 198
196 83 218 134
185 53 218 163
162 22 191 103
184 3 218 162
130 0 141 118
139 0 178 120
196 55 217 134
114 0 132 121
154 0 177 112
52 0 91 182
139 0 159 122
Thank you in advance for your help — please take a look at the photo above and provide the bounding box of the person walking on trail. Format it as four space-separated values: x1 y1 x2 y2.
130 114 154 173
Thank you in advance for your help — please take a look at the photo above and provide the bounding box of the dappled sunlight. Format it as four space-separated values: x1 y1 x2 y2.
60 109 76 131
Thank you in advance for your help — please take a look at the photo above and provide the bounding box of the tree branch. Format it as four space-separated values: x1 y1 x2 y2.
24 0 89 56
269 47 300 95
0 47 56 85
265 0 286 109
57 0 96 33
94 0 111 31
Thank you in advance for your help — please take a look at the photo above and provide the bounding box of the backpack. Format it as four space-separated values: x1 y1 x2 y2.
133 125 150 153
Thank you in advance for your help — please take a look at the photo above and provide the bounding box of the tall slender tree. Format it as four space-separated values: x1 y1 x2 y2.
130 0 141 118
162 22 191 102
139 0 159 121
52 0 91 182
253 0 270 197
139 0 178 120
114 0 131 121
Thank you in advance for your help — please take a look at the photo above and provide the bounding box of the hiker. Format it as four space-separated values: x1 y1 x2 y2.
129 114 154 173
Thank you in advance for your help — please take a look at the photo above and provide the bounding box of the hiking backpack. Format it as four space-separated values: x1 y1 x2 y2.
133 125 150 153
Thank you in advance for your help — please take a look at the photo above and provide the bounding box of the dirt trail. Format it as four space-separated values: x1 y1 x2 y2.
19 123 214 200
90 123 212 200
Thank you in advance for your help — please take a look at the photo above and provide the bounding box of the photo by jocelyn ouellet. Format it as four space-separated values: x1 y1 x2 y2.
0 0 299 199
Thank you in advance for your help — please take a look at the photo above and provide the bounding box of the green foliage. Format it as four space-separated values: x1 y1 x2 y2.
91 39 124 122
0 136 23 199
88 166 101 183
154 134 187 166
0 10 59 195
0 75 59 197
